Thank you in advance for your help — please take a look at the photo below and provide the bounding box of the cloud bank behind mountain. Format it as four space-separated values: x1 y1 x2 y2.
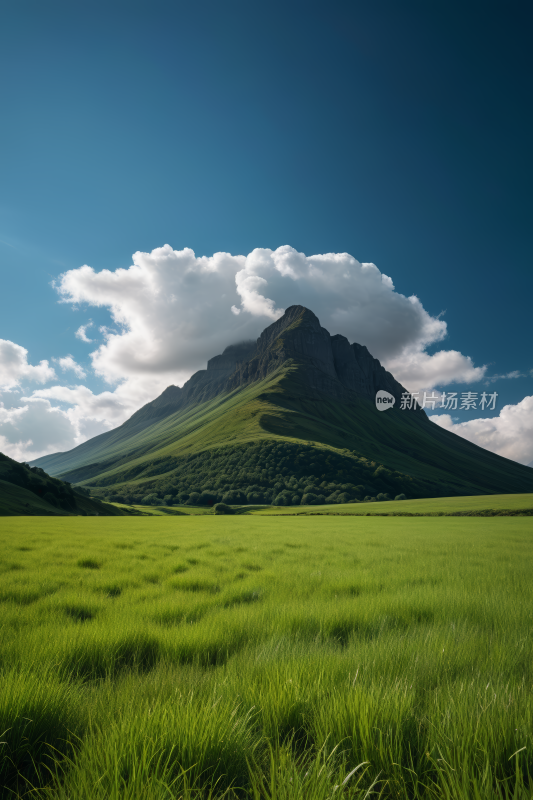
54 244 484 392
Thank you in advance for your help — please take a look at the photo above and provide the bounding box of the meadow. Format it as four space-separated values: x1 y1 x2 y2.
1 515 532 798
116 492 533 518
252 493 533 516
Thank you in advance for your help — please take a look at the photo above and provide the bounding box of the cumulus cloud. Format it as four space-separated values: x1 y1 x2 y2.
56 247 249 386
23 375 176 458
75 322 93 342
0 339 56 389
31 382 142 429
233 247 449 362
0 380 147 462
430 395 533 466
0 397 78 461
386 348 486 393
55 355 87 379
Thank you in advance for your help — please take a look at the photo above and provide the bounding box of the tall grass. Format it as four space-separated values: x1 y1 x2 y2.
0 516 532 798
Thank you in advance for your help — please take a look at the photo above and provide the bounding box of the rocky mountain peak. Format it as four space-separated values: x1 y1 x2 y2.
255 305 337 380
257 305 322 346
119 305 423 437
218 304 420 412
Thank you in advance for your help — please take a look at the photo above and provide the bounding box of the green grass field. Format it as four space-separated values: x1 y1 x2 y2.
114 502 213 516
252 492 533 516
1 515 532 798
121 493 533 517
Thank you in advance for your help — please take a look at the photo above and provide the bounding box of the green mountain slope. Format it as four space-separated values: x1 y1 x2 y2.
31 306 533 505
0 453 131 516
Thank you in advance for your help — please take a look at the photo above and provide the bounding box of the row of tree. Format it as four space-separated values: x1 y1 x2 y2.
108 490 407 507
91 439 447 505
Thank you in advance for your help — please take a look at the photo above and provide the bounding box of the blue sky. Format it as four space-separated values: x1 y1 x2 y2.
1 0 532 464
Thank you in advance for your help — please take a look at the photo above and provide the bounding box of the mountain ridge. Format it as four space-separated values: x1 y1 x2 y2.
32 304 423 477
120 305 422 432
31 306 533 503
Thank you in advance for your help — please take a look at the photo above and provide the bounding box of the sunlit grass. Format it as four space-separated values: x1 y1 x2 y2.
253 492 533 515
0 516 532 798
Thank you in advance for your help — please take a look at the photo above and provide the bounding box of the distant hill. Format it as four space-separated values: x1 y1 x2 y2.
0 452 130 516
32 306 533 507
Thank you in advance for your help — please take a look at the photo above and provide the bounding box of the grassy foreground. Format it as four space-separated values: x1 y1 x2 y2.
1 516 532 798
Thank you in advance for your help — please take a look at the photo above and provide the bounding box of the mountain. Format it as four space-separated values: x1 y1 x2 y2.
32 306 533 505
0 452 130 516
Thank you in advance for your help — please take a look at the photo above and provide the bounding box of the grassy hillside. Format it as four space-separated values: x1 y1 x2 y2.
1 515 532 798
31 305 533 505
0 452 131 516
33 361 533 505
44 363 533 503
0 479 70 516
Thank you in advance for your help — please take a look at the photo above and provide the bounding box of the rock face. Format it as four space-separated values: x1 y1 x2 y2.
256 306 337 379
207 342 256 373
224 306 419 410
334 336 410 405
130 305 423 425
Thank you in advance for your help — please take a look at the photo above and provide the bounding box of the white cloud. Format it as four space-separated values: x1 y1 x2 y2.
0 397 77 462
430 395 533 466
385 348 486 393
31 382 139 428
484 370 528 385
27 374 174 452
55 355 87 379
56 246 249 386
0 339 56 389
0 380 148 463
75 322 93 342
234 248 448 363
